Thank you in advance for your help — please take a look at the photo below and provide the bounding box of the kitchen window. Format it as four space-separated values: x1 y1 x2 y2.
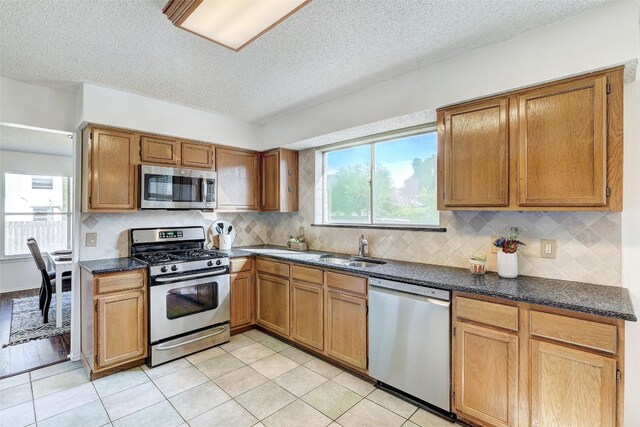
3 173 72 257
321 125 439 227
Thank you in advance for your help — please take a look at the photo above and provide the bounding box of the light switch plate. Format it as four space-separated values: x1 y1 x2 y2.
86 232 97 247
540 239 557 259
491 236 500 254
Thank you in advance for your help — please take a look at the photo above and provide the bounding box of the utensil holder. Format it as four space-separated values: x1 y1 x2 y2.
218 234 233 250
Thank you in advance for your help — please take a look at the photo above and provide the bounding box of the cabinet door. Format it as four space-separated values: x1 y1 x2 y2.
517 75 608 206
230 271 254 330
325 291 367 370
261 150 280 211
256 273 290 337
441 98 509 207
89 128 137 211
216 148 259 210
454 321 518 427
530 339 616 427
140 136 179 165
182 141 214 169
291 281 324 351
96 290 146 369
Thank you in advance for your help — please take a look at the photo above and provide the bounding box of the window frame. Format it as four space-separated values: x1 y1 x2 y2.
2 173 73 259
320 124 440 228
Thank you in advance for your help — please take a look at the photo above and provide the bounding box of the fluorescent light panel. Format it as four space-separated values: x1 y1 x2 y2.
166 0 308 51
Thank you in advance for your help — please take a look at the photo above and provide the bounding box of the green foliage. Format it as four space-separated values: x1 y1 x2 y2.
327 154 438 224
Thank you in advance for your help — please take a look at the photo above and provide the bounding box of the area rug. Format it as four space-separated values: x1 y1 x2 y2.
3 291 71 347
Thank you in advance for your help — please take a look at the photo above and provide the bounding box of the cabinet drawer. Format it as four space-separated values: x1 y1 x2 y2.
292 265 323 285
326 271 366 296
456 297 518 331
530 311 617 354
230 257 254 273
256 259 290 278
95 270 145 295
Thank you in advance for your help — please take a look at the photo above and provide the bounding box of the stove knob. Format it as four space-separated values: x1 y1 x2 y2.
207 260 214 267
160 266 168 273
171 265 178 271
216 260 222 266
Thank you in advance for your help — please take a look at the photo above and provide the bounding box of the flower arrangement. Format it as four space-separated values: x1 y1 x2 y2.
287 228 307 251
493 227 526 254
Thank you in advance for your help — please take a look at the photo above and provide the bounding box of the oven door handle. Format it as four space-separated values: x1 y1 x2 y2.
154 268 228 283
155 325 229 351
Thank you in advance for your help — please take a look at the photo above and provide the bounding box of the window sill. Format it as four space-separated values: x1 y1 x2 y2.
311 223 446 232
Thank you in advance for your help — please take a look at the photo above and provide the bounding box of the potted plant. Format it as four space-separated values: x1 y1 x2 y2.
493 227 526 278
469 254 487 275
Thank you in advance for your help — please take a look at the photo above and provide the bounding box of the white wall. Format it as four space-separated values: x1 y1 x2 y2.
80 84 261 150
623 77 640 425
0 77 79 132
261 1 640 148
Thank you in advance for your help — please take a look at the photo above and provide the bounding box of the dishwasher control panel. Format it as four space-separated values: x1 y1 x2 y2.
369 278 450 301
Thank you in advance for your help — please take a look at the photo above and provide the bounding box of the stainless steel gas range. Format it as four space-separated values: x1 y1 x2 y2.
130 226 230 367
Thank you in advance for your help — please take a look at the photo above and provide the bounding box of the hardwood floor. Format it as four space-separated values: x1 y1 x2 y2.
0 288 71 379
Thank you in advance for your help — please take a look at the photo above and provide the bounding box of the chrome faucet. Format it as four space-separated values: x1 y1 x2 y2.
358 234 368 257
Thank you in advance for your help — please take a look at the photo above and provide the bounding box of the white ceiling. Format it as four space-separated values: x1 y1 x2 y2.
0 0 611 124
0 126 73 157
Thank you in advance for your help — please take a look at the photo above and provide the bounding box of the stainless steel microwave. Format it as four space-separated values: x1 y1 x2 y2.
140 165 216 210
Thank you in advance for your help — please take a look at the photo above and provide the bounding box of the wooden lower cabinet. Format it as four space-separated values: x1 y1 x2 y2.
454 321 518 427
81 268 147 379
256 272 290 337
291 281 324 351
230 270 255 330
530 339 617 427
325 290 367 370
453 293 624 427
96 290 146 369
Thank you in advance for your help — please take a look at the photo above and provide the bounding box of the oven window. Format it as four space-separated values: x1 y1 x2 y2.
145 174 203 202
166 283 218 320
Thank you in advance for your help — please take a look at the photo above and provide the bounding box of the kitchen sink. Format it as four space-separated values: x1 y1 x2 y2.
318 254 386 268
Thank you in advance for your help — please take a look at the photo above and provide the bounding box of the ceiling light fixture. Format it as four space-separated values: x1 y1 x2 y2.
163 0 310 52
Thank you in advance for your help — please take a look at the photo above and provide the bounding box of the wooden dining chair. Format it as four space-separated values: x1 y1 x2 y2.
26 237 54 323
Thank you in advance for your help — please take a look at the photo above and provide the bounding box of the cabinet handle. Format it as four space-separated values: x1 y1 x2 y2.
288 186 292 193
288 170 292 176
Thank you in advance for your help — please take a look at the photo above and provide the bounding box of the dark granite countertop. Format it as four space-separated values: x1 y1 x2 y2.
226 245 636 321
80 257 148 274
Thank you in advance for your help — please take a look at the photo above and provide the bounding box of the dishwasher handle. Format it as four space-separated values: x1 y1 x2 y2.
369 278 450 303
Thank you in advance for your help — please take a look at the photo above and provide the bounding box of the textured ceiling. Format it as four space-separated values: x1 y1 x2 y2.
0 0 610 124
0 126 73 157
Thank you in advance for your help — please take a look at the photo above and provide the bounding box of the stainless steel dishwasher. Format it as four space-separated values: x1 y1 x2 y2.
368 277 451 413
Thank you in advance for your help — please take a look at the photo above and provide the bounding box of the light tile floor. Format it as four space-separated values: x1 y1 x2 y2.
0 330 455 427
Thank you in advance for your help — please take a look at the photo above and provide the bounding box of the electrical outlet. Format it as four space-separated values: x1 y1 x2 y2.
86 232 97 247
491 236 500 254
540 239 556 259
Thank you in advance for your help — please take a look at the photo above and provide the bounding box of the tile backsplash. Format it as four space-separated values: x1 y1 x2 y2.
81 148 622 287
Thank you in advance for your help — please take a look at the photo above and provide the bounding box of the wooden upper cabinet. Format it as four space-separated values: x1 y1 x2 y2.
261 149 299 212
182 141 214 169
437 67 623 211
140 136 180 166
216 147 260 211
518 75 608 207
84 127 137 212
261 150 280 211
530 339 617 427
440 97 509 208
